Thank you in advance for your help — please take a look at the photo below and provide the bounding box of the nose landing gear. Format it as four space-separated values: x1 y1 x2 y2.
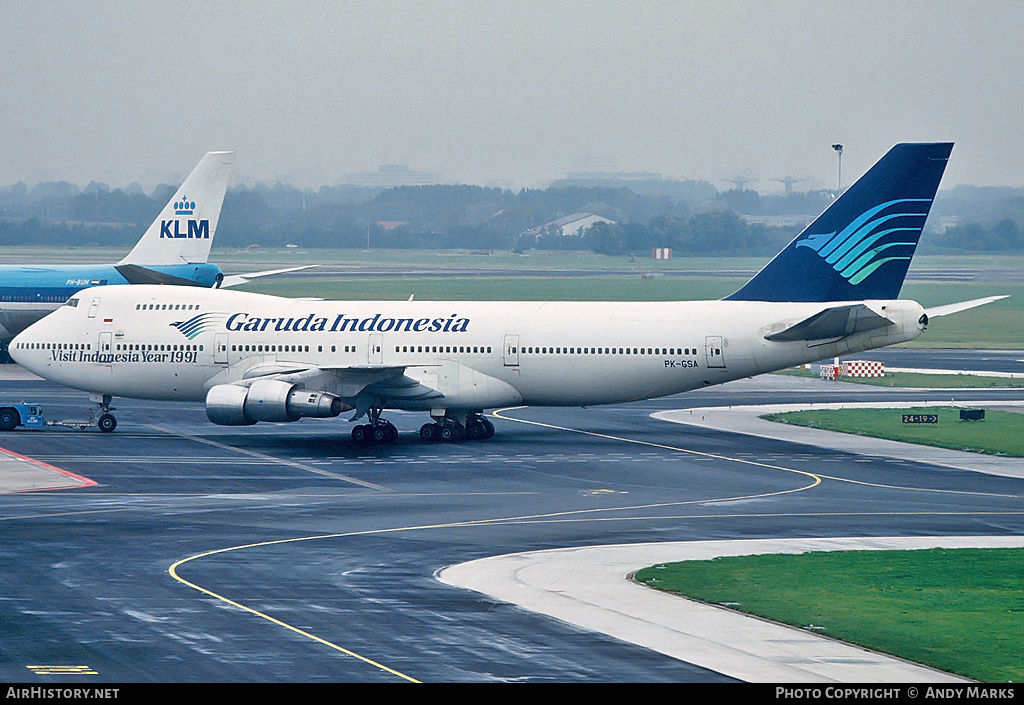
93 395 117 433
97 413 117 433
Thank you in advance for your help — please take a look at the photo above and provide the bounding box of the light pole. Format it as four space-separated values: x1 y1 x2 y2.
356 219 371 252
832 143 844 193
829 145 843 372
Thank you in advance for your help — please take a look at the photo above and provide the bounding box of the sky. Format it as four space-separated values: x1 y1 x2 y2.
2 1 1023 192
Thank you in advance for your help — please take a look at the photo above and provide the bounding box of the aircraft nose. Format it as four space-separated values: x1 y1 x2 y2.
9 320 49 372
9 331 28 367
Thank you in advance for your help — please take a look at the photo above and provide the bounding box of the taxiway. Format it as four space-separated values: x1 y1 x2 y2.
0 356 1021 682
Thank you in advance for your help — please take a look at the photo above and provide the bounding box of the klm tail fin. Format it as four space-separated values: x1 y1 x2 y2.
727 142 952 302
118 151 234 266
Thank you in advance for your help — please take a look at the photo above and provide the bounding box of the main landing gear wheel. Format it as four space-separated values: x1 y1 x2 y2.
465 415 494 440
438 423 464 443
351 406 398 445
420 413 493 443
351 422 397 444
351 424 371 444
419 421 464 443
372 423 398 443
97 413 117 433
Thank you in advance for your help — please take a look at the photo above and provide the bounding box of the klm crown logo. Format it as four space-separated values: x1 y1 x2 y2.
174 196 196 216
162 194 209 240
170 312 227 340
795 198 931 286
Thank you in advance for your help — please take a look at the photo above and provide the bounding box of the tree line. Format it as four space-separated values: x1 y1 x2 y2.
1 178 1021 254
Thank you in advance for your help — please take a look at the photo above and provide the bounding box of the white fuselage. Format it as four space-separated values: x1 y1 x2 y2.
10 285 926 413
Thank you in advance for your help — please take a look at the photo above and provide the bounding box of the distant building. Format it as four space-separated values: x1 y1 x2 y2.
550 172 718 204
935 216 960 233
741 214 814 229
563 170 664 183
523 212 616 239
343 165 440 187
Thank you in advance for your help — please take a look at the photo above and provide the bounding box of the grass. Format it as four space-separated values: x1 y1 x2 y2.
633 548 1024 682
236 274 743 302
0 245 771 272
900 282 1024 349
2 247 1022 347
776 367 1024 388
229 249 1024 349
762 406 1024 457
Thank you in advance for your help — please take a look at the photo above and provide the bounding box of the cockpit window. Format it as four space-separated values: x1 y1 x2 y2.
64 298 79 308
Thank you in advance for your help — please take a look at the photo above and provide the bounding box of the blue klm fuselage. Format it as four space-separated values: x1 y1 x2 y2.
0 263 223 341
0 263 224 302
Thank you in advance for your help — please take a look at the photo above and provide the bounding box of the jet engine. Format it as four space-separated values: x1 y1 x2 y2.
206 379 349 426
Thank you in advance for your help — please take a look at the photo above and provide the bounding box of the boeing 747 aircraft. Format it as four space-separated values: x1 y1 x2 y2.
0 151 307 348
10 143 1005 438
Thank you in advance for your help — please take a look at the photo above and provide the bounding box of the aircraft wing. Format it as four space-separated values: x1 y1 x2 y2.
219 265 317 288
924 295 1008 318
765 304 893 342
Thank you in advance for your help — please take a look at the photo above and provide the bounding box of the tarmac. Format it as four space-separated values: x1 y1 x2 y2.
5 363 1023 681
0 367 97 492
440 394 1024 683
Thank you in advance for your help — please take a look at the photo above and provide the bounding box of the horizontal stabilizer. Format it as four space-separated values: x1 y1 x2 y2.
924 295 1008 318
765 304 893 342
220 265 317 288
115 264 208 287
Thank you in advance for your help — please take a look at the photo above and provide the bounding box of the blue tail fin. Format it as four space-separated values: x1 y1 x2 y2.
727 142 952 302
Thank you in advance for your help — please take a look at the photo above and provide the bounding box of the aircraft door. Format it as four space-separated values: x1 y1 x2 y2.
98 331 112 354
705 335 725 368
503 334 519 367
214 333 229 365
368 333 383 365
87 297 100 319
